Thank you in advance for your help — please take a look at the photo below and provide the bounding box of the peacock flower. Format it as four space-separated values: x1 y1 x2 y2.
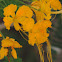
31 0 61 21
0 47 8 60
28 20 52 46
3 4 34 32
1 37 22 59
28 19 52 62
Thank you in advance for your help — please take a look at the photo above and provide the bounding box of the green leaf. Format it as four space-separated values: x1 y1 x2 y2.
10 57 22 62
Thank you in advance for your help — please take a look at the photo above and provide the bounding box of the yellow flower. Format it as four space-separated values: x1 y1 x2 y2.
1 37 22 48
50 0 61 10
28 20 52 46
0 34 2 37
31 0 61 21
3 4 34 32
3 4 17 17
1 37 22 59
0 47 8 60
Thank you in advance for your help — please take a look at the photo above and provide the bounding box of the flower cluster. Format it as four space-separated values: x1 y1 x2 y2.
3 4 34 32
2 0 62 62
28 20 52 46
0 37 22 59
31 0 61 21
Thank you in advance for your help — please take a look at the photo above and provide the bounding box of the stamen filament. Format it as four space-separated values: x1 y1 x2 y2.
2 0 7 6
47 40 52 62
20 29 28 36
37 43 44 62
19 30 28 41
51 10 62 14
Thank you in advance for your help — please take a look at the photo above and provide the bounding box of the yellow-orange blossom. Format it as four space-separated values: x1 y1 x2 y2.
2 0 62 62
0 37 22 59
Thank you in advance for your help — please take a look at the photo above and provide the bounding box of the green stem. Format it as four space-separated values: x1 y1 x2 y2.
23 0 32 2
18 1 31 7
0 31 5 39
2 0 7 6
0 3 5 7
19 1 27 5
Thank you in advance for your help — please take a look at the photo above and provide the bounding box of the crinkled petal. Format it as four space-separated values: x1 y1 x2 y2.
51 0 61 10
13 41 22 48
16 5 33 18
3 4 17 17
1 37 13 47
35 32 49 44
3 17 13 30
0 47 8 60
41 20 52 28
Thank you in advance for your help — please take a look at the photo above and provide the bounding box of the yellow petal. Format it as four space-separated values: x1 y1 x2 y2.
3 17 13 30
11 48 17 59
0 34 2 37
1 36 22 48
35 32 49 44
21 18 35 32
0 52 4 60
14 21 21 31
51 0 61 10
13 41 22 48
16 17 35 32
0 47 8 60
3 4 17 17
31 1 41 10
16 5 33 18
28 32 36 46
41 20 52 28
1 37 13 47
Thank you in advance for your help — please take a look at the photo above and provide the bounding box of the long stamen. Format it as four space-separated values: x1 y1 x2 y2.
20 29 28 36
47 40 52 62
36 43 44 62
51 10 62 14
19 30 28 41
51 14 56 21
